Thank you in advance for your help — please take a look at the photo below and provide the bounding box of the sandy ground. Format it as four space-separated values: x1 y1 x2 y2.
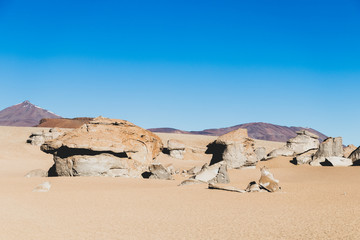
0 126 360 240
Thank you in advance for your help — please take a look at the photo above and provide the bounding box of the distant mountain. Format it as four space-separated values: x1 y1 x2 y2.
0 100 61 127
37 117 93 128
149 122 328 142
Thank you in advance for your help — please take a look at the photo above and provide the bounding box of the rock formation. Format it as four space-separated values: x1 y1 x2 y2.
348 147 360 165
310 137 344 166
320 157 353 167
41 117 163 178
344 145 357 158
286 130 320 154
167 139 185 159
206 128 257 169
294 149 317 165
146 163 173 180
268 130 320 159
255 147 266 161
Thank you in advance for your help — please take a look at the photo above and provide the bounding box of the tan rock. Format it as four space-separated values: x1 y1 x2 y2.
259 167 280 192
343 144 357 158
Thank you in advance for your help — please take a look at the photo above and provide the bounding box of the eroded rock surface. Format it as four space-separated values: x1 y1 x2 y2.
27 128 64 146
41 117 163 178
310 137 344 166
259 167 280 192
207 128 257 169
286 130 319 154
344 145 357 158
167 139 185 159
348 147 360 165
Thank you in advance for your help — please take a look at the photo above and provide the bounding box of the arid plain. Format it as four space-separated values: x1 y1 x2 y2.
1 126 360 240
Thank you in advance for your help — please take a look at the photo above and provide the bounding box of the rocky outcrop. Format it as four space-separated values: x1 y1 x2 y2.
41 117 163 178
286 130 319 154
348 147 360 165
167 139 185 159
268 130 319 159
206 128 257 169
310 137 344 166
344 145 357 158
27 128 64 146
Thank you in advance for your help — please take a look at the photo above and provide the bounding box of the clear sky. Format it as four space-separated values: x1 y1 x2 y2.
0 0 359 145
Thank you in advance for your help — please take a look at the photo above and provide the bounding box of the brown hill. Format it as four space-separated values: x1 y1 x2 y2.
0 100 61 127
37 117 94 128
149 122 327 142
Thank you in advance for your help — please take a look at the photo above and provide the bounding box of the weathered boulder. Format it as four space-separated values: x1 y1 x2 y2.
148 163 173 180
41 117 163 178
348 146 360 165
267 147 295 158
321 157 352 167
310 137 343 166
27 128 64 146
255 147 266 161
167 139 185 159
245 181 262 192
259 167 280 192
286 130 320 154
344 145 357 158
180 161 230 185
207 128 257 169
294 149 317 165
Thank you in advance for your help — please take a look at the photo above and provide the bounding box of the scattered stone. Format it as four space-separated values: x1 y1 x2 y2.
178 179 203 186
259 167 280 192
286 130 320 154
33 181 51 192
207 128 258 169
310 137 344 166
41 116 163 178
255 147 266 161
343 144 357 158
167 139 186 159
186 165 203 175
148 163 173 180
25 169 48 178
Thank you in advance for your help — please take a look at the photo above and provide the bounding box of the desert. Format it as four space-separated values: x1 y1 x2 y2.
1 121 360 239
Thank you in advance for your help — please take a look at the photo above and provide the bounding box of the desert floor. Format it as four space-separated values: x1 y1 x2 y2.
0 126 360 240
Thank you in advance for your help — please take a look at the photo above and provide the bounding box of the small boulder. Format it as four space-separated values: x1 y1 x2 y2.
267 147 295 158
148 163 173 180
245 181 261 192
259 167 280 192
167 139 186 159
294 149 317 165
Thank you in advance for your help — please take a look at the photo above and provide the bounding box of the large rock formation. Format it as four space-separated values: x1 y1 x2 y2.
286 130 319 154
268 130 319 159
310 137 345 166
41 117 163 178
206 128 257 169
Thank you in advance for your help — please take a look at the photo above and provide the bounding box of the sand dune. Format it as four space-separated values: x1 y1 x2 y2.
0 126 359 239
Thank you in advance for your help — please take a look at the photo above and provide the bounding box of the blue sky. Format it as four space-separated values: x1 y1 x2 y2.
0 0 359 145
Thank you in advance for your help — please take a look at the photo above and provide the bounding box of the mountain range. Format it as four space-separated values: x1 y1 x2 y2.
0 101 327 142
